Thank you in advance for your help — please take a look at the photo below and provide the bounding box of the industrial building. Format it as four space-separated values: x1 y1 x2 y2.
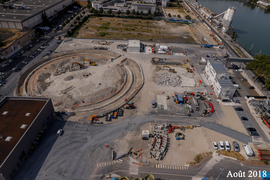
205 60 236 100
0 0 73 29
0 97 54 180
162 0 170 7
92 0 156 14
128 40 141 53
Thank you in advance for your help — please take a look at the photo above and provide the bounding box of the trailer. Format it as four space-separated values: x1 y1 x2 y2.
243 144 253 156
176 94 184 105
192 97 200 111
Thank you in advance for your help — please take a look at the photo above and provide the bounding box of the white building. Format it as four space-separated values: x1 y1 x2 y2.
128 40 141 53
0 0 73 30
205 60 236 99
162 0 170 7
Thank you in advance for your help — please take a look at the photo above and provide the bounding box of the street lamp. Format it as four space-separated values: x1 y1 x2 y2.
216 168 224 180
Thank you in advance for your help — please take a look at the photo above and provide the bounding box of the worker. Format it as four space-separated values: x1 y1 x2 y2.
105 143 108 148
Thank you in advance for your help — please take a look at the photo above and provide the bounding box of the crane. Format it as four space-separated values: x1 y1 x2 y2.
162 66 176 73
83 59 96 66
71 62 85 69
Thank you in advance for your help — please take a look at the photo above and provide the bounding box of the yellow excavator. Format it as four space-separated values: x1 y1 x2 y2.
180 63 193 73
72 62 85 69
83 59 96 66
163 65 176 73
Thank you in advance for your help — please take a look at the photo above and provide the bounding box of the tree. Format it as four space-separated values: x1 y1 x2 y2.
126 10 130 15
87 0 91 4
86 4 91 9
132 9 136 15
99 7 104 14
266 5 270 10
153 11 157 17
90 8 94 13
67 30 72 37
117 10 121 15
136 11 140 15
147 9 151 15
168 13 171 17
185 15 191 20
140 10 143 15
177 14 181 18
108 9 113 14
76 16 81 20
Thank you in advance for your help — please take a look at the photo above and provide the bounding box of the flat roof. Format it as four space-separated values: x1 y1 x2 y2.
208 60 228 74
128 40 140 48
0 0 67 22
0 98 48 166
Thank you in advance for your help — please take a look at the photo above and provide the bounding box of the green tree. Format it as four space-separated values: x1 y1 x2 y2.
185 15 191 20
153 11 157 17
168 13 171 17
140 10 144 15
0 41 6 47
67 30 72 37
76 16 80 20
90 7 94 13
99 7 104 14
93 9 98 15
117 10 121 15
136 11 140 15
108 9 113 14
177 14 181 18
147 9 151 15
132 9 136 15
87 0 91 4
41 12 50 26
126 10 130 15
266 5 270 10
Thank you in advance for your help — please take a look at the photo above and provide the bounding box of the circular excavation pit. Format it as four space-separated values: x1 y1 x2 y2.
23 51 144 119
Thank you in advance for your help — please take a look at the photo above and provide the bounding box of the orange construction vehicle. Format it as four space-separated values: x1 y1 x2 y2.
123 101 135 109
90 115 97 122
83 59 96 66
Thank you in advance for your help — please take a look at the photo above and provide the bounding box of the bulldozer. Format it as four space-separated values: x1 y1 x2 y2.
163 65 176 73
83 59 96 66
71 62 85 69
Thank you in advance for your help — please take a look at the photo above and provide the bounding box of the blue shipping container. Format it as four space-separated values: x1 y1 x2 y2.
176 94 184 105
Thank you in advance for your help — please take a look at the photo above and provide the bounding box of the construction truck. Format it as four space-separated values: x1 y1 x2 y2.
83 59 96 66
180 63 193 73
163 66 176 73
123 101 135 109
71 62 85 69
150 57 162 64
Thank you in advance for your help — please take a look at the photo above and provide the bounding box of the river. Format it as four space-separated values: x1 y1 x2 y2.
197 0 270 56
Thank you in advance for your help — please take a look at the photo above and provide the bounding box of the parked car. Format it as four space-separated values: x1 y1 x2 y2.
249 131 259 136
0 72 4 76
0 80 6 84
235 107 244 111
8 59 13 63
212 142 218 150
40 46 46 49
2 64 7 68
247 127 257 132
241 79 247 82
152 100 157 108
0 83 2 87
224 141 231 150
241 117 248 120
106 114 112 121
56 129 64 136
233 141 240 152
22 61 28 64
219 141 225 150
37 48 43 52
249 86 255 89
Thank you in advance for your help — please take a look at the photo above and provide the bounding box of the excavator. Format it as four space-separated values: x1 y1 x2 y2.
123 101 135 109
83 59 96 66
180 63 193 73
71 62 85 69
163 66 176 73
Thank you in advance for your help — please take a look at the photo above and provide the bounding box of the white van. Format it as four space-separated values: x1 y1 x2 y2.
224 141 230 150
243 144 253 156
219 141 225 150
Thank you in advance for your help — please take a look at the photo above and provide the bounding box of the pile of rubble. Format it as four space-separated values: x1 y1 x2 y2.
148 124 168 161
155 72 181 87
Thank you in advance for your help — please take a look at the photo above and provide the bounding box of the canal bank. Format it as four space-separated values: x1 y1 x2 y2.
197 0 270 56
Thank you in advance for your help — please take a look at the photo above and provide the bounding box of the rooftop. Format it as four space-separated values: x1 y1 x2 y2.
0 0 67 22
0 97 48 166
128 40 140 48
209 60 228 75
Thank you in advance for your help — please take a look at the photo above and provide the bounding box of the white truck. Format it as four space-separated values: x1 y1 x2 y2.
243 144 253 156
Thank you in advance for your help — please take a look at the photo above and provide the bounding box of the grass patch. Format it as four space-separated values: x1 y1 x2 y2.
189 152 212 165
217 150 245 161
100 22 110 30
233 47 245 58
178 8 186 14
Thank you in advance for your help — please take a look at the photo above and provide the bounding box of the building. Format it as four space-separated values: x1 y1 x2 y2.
92 0 156 14
0 29 35 59
205 60 236 99
257 1 270 7
0 97 54 180
0 0 73 30
128 40 141 53
162 0 170 7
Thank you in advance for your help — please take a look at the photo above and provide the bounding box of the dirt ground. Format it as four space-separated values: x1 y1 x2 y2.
76 17 198 44
0 29 27 47
112 122 258 166
164 7 186 18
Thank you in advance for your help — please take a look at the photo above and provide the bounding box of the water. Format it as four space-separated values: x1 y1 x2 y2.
197 0 270 56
